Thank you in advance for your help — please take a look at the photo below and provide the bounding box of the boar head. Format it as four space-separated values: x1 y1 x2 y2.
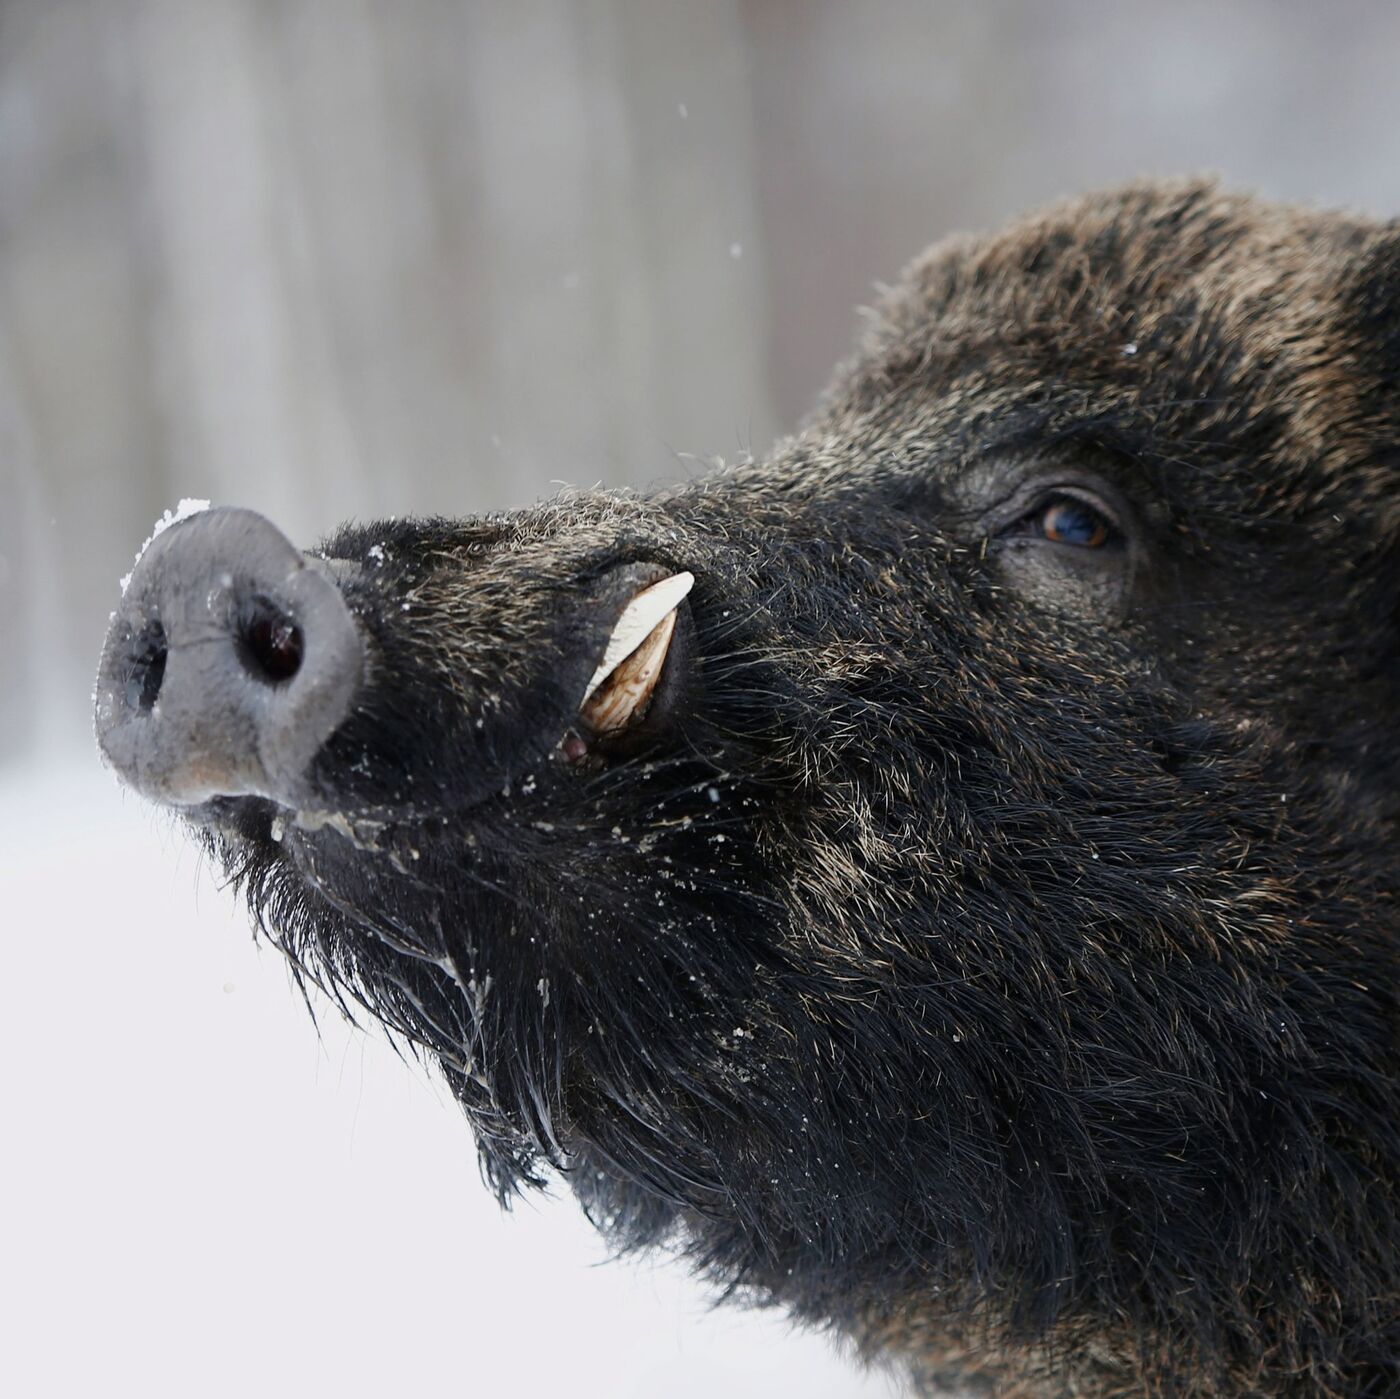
96 180 1400 1397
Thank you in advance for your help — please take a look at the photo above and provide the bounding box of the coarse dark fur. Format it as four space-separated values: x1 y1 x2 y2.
172 181 1398 1396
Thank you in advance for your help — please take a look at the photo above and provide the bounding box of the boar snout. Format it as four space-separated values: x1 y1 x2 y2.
94 507 364 808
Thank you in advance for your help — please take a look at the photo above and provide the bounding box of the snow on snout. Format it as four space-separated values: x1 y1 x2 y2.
119 498 213 595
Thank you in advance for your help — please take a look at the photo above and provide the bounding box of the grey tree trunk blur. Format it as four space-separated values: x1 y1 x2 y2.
6 0 1400 766
0 0 776 764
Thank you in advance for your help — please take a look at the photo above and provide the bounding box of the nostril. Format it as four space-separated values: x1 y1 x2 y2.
125 622 168 712
237 596 304 685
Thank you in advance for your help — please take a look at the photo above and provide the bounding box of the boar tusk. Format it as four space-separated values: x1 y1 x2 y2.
581 572 693 704
580 609 678 733
580 572 693 723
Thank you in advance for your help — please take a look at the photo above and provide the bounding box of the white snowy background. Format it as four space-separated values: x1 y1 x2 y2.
1 759 899 1398
6 3 1400 1396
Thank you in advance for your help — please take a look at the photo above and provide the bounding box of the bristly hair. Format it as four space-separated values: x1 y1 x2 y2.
174 180 1399 1397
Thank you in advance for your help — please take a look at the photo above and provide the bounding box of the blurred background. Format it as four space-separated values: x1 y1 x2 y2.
5 3 1400 1395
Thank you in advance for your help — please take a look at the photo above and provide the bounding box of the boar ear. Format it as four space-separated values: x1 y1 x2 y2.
1345 222 1400 531
1349 221 1400 391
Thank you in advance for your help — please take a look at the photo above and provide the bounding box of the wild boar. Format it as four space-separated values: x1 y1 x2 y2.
94 179 1399 1397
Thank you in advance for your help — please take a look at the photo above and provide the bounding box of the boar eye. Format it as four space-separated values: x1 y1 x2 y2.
1033 495 1118 548
987 483 1132 619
